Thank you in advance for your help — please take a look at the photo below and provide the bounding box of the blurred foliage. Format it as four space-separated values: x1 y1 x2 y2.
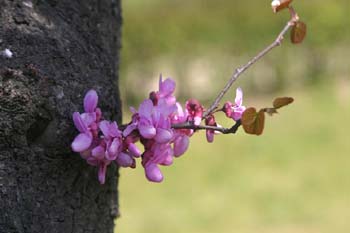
120 0 350 105
117 1 350 233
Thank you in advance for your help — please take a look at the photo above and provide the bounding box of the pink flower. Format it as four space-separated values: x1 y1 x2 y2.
99 120 123 160
185 99 203 126
71 112 93 152
144 163 163 183
142 142 174 182
73 73 221 184
223 87 246 121
84 89 98 113
205 115 217 143
173 135 189 157
71 90 101 153
149 75 176 106
171 103 192 157
72 90 127 184
137 99 174 143
86 120 125 184
158 75 176 106
86 155 111 184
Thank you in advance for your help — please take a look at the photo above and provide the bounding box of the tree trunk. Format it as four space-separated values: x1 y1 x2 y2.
0 0 122 232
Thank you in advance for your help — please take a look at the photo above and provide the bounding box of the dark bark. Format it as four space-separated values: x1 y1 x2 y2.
0 0 122 232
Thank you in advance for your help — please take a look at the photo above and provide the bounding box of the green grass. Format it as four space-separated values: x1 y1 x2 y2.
116 84 350 233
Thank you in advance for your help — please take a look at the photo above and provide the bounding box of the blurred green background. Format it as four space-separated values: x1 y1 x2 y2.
117 0 350 233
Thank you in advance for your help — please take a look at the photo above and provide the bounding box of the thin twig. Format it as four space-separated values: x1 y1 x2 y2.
172 120 241 134
203 10 298 118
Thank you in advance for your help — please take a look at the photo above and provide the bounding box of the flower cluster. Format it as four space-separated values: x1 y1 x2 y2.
71 90 139 184
71 76 245 184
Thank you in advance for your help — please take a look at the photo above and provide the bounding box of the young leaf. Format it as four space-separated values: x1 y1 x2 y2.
273 97 294 109
241 108 256 125
271 0 293 13
255 110 265 135
291 21 307 44
241 108 265 136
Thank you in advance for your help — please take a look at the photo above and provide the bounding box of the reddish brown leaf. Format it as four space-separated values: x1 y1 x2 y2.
273 97 294 109
291 21 307 44
255 110 265 135
271 0 293 13
241 108 265 136
241 108 257 125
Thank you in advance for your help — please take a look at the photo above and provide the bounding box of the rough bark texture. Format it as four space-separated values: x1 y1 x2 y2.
0 0 122 232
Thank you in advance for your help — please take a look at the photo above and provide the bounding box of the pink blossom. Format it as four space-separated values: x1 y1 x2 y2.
99 120 123 160
116 152 134 168
158 75 176 106
72 74 243 184
173 135 189 157
137 99 174 143
223 87 246 121
84 90 98 113
86 156 111 184
205 115 217 143
72 90 126 184
186 99 203 126
145 163 163 183
171 103 193 157
71 90 101 153
142 142 174 182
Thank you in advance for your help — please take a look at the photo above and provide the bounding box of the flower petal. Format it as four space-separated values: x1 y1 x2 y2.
116 152 134 167
91 145 105 160
98 162 107 184
194 116 202 126
73 112 87 133
95 108 102 122
175 102 186 120
108 121 121 137
159 152 173 166
139 99 153 119
155 128 173 144
235 87 243 106
84 90 98 113
107 138 120 160
174 135 189 157
71 133 93 152
232 106 246 121
139 122 156 139
159 77 176 97
156 99 177 116
123 122 138 137
81 112 96 126
128 143 142 157
99 120 110 137
206 130 214 143
145 163 163 182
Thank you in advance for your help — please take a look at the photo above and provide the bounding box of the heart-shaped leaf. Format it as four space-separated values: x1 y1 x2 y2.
291 21 307 44
271 0 293 13
241 108 256 125
273 97 294 109
241 108 265 136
